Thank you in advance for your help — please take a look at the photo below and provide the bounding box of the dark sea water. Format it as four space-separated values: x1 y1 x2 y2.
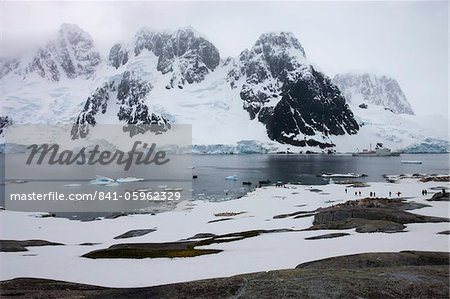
192 153 450 201
1 153 449 219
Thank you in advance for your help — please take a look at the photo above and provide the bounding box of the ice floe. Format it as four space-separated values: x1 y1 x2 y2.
89 175 144 185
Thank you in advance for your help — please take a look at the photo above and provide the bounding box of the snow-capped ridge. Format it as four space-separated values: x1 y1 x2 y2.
333 72 414 115
108 26 220 89
0 23 101 81
253 32 306 58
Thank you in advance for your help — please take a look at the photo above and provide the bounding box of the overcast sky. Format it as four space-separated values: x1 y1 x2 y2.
0 1 448 116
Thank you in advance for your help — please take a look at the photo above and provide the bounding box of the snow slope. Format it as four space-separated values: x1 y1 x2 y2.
333 72 414 115
333 104 449 152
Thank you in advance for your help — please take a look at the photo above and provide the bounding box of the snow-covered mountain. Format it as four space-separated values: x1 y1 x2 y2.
70 27 359 148
333 73 414 115
109 27 220 89
1 23 100 81
332 104 449 153
1 24 448 153
227 32 359 148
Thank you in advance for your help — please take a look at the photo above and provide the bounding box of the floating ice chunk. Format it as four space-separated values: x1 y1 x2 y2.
320 173 367 178
116 177 145 183
164 187 183 192
89 176 144 185
95 175 114 181
89 175 115 185
225 175 237 180
90 180 115 185
64 184 81 187
105 182 120 187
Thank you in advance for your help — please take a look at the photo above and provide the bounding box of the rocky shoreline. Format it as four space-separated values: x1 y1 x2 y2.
1 251 448 298
308 197 448 233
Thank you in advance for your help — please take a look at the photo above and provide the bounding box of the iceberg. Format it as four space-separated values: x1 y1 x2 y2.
320 173 367 178
116 177 144 183
89 176 144 185
225 175 238 181
64 183 81 187
89 176 115 185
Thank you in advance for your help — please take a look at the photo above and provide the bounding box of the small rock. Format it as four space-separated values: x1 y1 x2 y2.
437 230 450 235
0 240 64 252
305 233 350 240
114 229 156 239
427 192 450 201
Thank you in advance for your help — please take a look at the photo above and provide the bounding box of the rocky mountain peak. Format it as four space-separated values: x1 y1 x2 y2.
333 72 414 115
226 32 358 148
26 23 100 81
253 32 306 59
228 31 310 88
109 27 220 88
58 23 91 42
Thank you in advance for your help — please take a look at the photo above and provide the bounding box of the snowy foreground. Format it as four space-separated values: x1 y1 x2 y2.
0 178 449 287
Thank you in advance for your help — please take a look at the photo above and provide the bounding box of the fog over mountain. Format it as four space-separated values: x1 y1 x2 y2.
1 1 447 118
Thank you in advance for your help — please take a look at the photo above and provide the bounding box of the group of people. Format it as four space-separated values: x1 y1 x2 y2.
421 189 428 196
344 188 402 197
348 190 362 196
388 191 403 197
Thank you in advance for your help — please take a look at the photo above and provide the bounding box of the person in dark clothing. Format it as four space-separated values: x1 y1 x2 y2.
370 192 373 197
355 191 358 196
345 188 347 193
389 191 392 197
359 191 361 196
